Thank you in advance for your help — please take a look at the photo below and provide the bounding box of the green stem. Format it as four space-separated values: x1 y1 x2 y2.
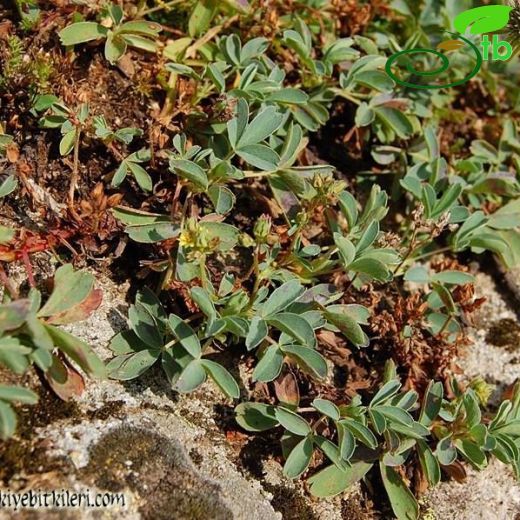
138 0 184 17
412 246 453 262
437 315 453 337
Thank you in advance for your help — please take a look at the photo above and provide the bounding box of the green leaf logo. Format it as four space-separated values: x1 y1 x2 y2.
454 5 513 35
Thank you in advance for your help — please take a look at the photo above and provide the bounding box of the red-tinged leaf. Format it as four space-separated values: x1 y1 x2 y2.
44 354 85 401
274 372 300 407
441 461 467 483
46 288 103 325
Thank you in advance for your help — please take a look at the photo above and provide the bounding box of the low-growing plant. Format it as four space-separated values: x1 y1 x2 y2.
0 264 105 438
3 0 520 517
236 373 520 520
59 3 162 64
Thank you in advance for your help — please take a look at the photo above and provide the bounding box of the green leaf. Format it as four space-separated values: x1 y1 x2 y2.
200 222 239 251
374 107 414 139
236 144 280 171
267 313 315 347
0 175 18 197
189 0 217 37
175 359 207 393
45 325 106 378
376 406 414 427
252 344 284 382
0 225 15 244
237 106 283 147
235 402 279 431
283 435 313 478
0 385 38 404
261 280 304 317
454 5 513 35
117 21 162 36
334 234 356 266
463 390 482 428
419 381 443 427
349 257 390 282
380 462 419 520
369 408 387 434
325 307 369 347
170 159 208 190
313 436 345 469
275 407 311 436
200 359 239 398
338 424 356 461
454 439 487 469
227 98 249 148
105 34 127 64
417 440 441 487
127 162 153 192
0 175 18 198
59 22 107 46
340 418 378 449
308 461 373 497
355 102 375 127
59 130 76 156
107 349 160 380
245 316 268 350
312 399 340 420
435 436 457 466
129 304 163 349
280 344 328 379
0 401 16 440
208 185 235 214
190 287 216 321
371 380 401 407
268 89 308 105
338 191 359 228
38 264 95 319
112 207 180 243
404 265 430 283
0 300 31 333
168 314 201 358
431 271 474 285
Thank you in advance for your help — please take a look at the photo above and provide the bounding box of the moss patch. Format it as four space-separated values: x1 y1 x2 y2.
81 426 233 520
486 318 520 351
